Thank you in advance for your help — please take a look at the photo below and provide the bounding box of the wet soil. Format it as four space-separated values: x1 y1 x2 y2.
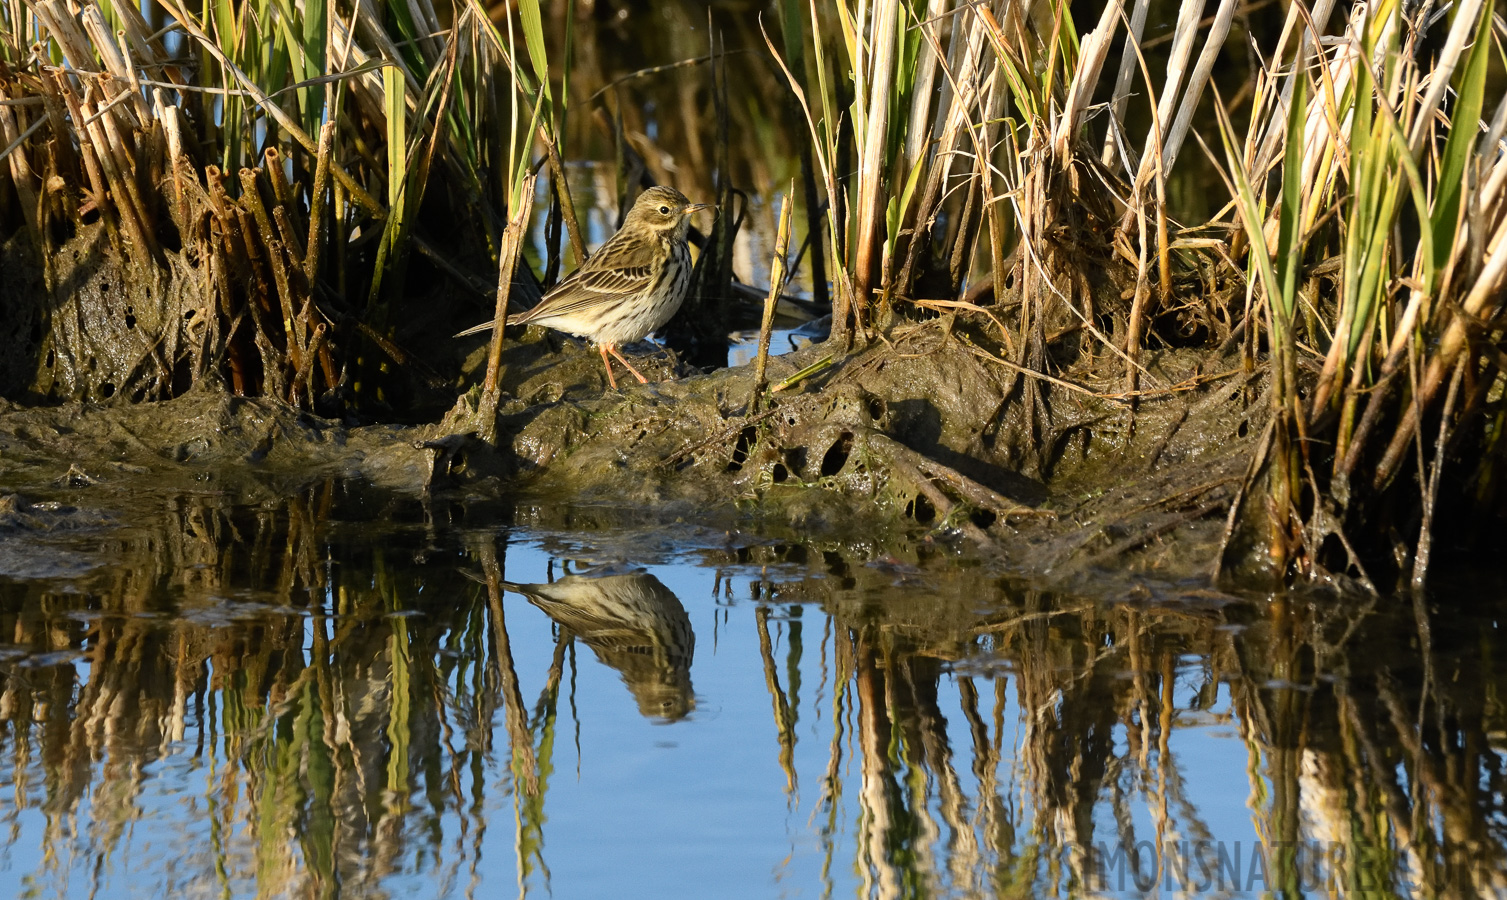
0 317 1265 588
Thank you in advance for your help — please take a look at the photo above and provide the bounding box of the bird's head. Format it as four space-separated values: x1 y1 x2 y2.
624 186 710 240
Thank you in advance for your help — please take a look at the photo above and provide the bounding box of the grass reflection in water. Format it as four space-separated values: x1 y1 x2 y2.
0 483 1503 898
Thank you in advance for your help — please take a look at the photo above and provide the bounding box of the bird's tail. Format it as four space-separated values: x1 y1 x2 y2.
454 319 499 338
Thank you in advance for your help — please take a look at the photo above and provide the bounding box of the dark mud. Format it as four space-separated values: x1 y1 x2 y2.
0 317 1264 588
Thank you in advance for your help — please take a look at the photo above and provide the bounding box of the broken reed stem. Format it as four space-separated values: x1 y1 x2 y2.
0 84 41 240
264 147 295 224
479 173 538 441
295 323 328 407
243 167 305 366
305 121 335 287
78 95 153 258
268 240 304 369
94 78 158 261
273 205 306 267
156 0 385 217
750 185 795 412
238 167 274 243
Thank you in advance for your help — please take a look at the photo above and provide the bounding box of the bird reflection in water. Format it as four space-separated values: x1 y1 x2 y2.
503 571 696 721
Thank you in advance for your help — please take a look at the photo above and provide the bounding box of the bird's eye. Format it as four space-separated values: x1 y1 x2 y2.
658 205 670 215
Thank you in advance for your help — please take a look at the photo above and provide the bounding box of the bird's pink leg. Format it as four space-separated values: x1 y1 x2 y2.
605 344 651 384
597 344 620 390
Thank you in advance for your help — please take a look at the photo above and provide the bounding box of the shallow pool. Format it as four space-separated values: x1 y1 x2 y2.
0 481 1501 898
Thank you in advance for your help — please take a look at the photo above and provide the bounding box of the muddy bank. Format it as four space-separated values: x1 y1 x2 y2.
0 320 1264 587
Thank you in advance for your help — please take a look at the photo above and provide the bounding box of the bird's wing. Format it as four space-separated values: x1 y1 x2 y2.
510 257 657 324
456 265 652 336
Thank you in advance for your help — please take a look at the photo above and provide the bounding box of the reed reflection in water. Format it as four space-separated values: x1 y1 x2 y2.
0 484 1503 897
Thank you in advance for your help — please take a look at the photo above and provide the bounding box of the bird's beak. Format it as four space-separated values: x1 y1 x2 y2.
684 203 712 215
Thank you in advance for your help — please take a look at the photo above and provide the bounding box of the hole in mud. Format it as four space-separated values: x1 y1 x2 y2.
49 216 74 246
1237 419 1249 438
971 509 997 529
45 349 54 368
1318 532 1345 569
771 463 788 483
905 493 936 524
866 397 886 421
777 544 808 565
726 425 757 473
99 382 115 399
157 219 182 253
124 307 136 329
820 431 853 477
783 447 806 478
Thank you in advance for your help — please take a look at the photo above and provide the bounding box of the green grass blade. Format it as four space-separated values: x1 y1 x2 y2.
301 0 327 132
518 0 553 121
1275 75 1307 320
1430 0 1493 283
1209 91 1283 339
381 0 424 72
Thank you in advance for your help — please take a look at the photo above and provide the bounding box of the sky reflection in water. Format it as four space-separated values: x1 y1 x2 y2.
0 484 1503 898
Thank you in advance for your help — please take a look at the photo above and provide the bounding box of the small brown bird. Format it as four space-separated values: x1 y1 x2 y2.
501 572 696 720
457 186 710 389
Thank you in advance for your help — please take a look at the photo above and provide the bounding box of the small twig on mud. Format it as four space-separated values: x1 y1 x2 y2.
660 405 787 467
869 432 1054 520
880 446 997 547
912 297 1016 355
967 344 1243 405
1122 476 1241 518
1211 416 1275 581
1083 496 1233 569
879 318 952 359
1095 368 1244 400
963 345 1113 401
771 354 835 393
1141 403 1189 471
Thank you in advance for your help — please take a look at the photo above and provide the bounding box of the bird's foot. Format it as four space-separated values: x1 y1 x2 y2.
606 344 651 384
